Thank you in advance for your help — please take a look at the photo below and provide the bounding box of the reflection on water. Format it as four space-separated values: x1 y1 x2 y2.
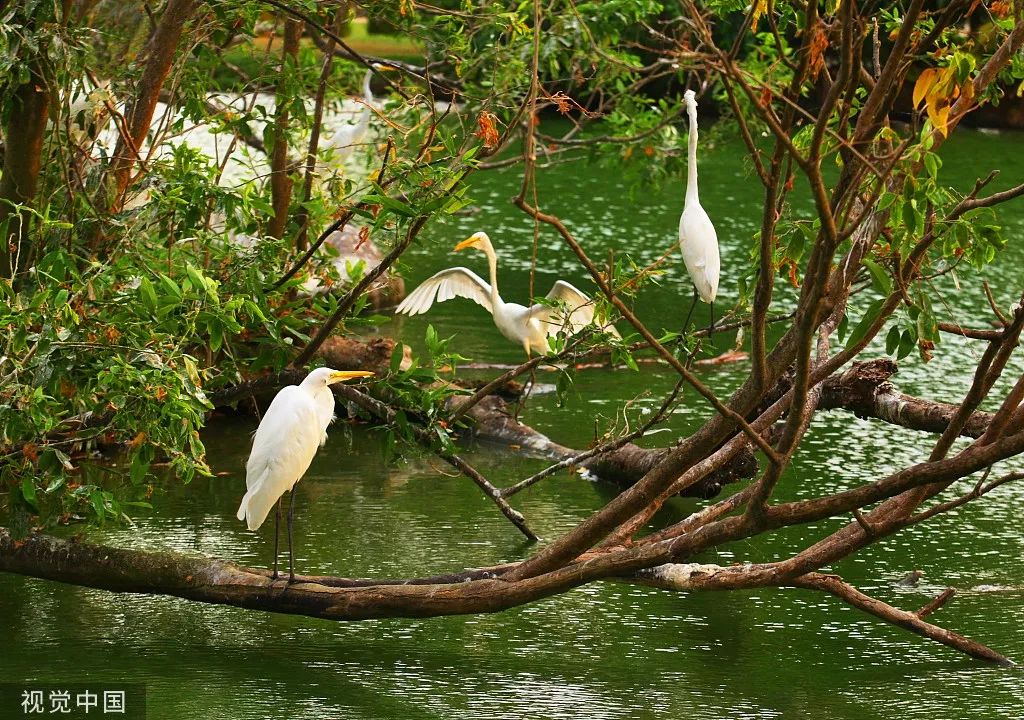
4 130 1024 719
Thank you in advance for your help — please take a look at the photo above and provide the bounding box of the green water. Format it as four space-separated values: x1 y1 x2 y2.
4 130 1024 719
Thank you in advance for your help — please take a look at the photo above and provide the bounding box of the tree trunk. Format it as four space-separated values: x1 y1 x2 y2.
0 58 49 278
267 18 301 240
92 0 197 247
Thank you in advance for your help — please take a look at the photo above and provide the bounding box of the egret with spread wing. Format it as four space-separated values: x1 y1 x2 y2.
237 367 373 582
678 89 721 335
395 231 616 357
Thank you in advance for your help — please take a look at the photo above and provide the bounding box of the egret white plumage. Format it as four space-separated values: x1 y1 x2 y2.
678 88 721 335
237 367 373 582
395 231 617 357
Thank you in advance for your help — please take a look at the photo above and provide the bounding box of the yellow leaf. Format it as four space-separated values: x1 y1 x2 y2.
751 0 768 28
913 68 937 108
960 80 975 106
927 101 951 137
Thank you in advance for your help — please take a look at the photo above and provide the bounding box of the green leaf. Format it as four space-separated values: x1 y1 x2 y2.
389 342 406 372
91 490 106 521
158 273 182 302
130 446 152 485
845 299 885 351
862 258 892 296
886 325 901 355
210 322 223 352
139 277 158 313
366 191 417 218
186 264 207 295
897 329 916 360
21 477 38 510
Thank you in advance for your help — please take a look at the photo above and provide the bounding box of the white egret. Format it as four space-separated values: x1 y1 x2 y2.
395 231 617 357
678 88 721 334
237 367 374 582
321 64 390 166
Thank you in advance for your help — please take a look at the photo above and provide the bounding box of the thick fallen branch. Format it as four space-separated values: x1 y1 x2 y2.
817 359 995 437
0 529 607 619
1 530 1011 665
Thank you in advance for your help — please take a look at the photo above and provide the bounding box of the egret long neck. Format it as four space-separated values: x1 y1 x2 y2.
685 105 700 207
482 242 502 309
362 70 373 106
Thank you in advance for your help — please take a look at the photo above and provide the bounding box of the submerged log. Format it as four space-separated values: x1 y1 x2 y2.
450 394 757 498
210 349 998 501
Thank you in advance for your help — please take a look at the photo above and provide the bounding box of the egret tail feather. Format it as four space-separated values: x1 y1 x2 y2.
236 468 275 531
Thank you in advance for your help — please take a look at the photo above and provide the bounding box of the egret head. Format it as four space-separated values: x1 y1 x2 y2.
683 89 697 109
304 367 374 388
453 231 491 253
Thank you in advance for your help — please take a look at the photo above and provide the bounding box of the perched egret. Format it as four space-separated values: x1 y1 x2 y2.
678 88 721 335
395 231 617 357
237 367 373 582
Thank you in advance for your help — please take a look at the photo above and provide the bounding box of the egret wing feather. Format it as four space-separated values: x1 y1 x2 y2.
678 204 720 303
395 267 494 316
238 387 323 530
532 280 620 338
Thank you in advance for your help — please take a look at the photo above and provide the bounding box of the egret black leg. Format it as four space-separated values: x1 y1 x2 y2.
681 286 699 337
287 489 297 583
271 499 281 580
708 300 716 348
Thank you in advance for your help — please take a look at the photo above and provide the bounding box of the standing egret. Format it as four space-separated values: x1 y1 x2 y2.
678 88 721 335
237 367 373 582
395 231 617 357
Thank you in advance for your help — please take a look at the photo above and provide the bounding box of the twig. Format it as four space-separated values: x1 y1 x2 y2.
331 384 539 541
917 588 956 619
793 572 1013 666
500 379 685 498
983 281 1009 326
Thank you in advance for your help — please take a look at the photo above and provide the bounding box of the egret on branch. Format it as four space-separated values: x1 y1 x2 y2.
237 367 373 582
678 88 721 336
395 231 617 357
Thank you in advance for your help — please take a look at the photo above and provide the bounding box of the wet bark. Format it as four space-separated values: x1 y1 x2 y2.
817 359 995 437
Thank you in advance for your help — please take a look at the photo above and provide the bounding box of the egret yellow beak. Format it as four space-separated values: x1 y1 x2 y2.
372 63 399 73
328 370 374 384
454 236 479 252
